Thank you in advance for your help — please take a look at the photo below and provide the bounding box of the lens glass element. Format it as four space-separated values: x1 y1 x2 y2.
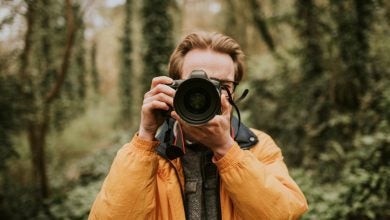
184 89 210 114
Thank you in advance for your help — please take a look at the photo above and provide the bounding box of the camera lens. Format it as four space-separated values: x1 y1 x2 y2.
184 88 210 114
174 77 221 125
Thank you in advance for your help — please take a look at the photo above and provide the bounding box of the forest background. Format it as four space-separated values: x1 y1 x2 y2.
0 0 389 219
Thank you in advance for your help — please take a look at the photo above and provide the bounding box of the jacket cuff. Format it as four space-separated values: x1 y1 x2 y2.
132 133 160 152
212 143 243 173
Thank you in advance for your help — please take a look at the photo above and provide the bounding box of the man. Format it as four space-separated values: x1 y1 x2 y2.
89 32 308 219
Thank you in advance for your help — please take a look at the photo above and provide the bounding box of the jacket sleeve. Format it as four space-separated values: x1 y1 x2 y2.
88 134 160 220
214 130 308 220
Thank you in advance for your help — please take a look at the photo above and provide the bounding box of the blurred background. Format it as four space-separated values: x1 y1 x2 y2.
0 0 389 219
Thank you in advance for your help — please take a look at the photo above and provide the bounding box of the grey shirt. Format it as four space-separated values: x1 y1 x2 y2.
182 144 220 220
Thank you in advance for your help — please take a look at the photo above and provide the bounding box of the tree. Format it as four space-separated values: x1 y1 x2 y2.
141 0 174 94
14 0 84 205
248 0 275 52
244 0 389 218
118 0 134 128
90 41 100 95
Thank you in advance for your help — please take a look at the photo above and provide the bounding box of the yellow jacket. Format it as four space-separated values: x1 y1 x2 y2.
89 123 308 220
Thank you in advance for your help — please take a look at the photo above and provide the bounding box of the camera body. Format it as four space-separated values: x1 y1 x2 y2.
169 70 221 125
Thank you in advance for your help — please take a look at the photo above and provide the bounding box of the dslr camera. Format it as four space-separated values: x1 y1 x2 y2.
169 70 221 125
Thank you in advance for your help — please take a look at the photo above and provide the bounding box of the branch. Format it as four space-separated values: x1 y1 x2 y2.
45 0 77 103
19 0 35 81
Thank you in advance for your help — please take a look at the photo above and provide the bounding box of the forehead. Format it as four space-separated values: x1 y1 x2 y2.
181 49 235 81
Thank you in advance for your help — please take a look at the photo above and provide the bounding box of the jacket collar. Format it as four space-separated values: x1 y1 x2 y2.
156 116 258 159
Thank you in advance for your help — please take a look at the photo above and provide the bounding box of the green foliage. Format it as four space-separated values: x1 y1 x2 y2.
48 3 87 131
0 143 119 220
118 0 134 128
0 0 89 214
293 125 390 220
141 0 174 94
244 0 390 219
13 0 87 133
1 0 388 219
0 76 24 169
0 174 39 219
41 146 119 220
0 98 126 219
53 101 131 217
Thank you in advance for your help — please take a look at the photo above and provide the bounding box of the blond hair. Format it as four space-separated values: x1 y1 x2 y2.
168 32 245 82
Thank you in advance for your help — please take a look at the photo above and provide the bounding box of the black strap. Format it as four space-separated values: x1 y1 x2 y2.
222 86 249 141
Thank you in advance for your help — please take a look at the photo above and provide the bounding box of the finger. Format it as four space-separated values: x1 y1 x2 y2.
151 76 173 89
172 112 203 137
142 100 170 111
221 94 232 117
145 84 176 98
171 111 194 129
170 111 181 122
144 93 174 107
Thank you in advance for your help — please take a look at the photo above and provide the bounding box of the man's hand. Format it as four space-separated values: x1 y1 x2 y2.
171 94 234 159
139 76 175 141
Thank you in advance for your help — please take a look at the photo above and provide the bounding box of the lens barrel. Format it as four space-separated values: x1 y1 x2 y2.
173 71 221 125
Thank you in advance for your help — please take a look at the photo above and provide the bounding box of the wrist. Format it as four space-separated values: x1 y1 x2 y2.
138 126 156 141
213 137 234 161
212 144 242 172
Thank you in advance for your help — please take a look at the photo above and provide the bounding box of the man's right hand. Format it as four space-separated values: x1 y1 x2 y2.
138 76 175 141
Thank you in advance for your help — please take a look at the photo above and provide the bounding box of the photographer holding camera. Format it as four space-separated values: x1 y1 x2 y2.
89 32 308 220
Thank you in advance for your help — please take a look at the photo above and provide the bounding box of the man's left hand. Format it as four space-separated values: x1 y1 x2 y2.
171 94 234 160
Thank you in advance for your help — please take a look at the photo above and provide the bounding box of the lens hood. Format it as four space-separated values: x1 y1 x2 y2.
173 71 221 125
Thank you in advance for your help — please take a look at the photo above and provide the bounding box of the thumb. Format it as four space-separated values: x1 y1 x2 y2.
221 94 232 117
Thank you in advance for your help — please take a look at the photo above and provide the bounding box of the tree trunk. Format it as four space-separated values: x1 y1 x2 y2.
27 115 49 200
19 0 78 204
91 41 100 94
296 0 323 80
119 0 134 128
19 1 35 82
45 0 76 103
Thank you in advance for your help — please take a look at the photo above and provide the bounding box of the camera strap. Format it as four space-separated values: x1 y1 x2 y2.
164 118 185 160
222 86 249 141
